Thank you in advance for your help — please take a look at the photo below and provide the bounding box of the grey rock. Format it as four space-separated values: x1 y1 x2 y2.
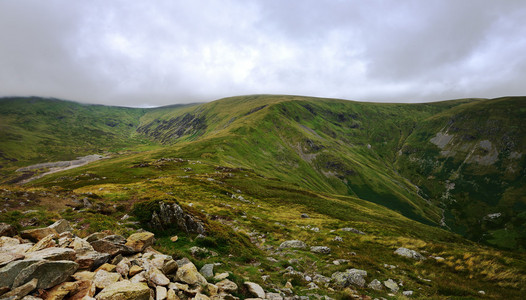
12 260 78 289
216 279 238 293
244 281 265 298
150 201 205 234
368 279 382 291
90 235 136 256
75 250 111 270
403 290 413 296
300 214 309 218
48 219 73 234
394 247 426 260
85 232 109 243
279 240 307 249
383 279 399 292
25 247 76 261
310 246 331 254
266 292 283 300
0 259 40 288
331 269 367 288
200 263 215 279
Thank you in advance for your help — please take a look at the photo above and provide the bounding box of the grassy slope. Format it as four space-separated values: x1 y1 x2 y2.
136 95 477 226
395 97 526 249
3 153 524 299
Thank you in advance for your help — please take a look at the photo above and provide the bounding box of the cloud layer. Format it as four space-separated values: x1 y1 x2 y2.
1 0 525 106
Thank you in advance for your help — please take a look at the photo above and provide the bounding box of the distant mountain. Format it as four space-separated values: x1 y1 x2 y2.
1 95 525 250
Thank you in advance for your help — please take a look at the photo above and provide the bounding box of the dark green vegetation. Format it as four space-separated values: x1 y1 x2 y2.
1 95 525 298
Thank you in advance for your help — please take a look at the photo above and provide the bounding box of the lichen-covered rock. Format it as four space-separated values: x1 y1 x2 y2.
148 267 170 286
93 269 121 289
331 269 367 288
200 263 215 279
95 280 150 300
367 279 382 290
310 246 331 254
75 250 111 270
216 279 238 293
125 232 155 253
25 247 76 261
279 240 307 249
394 247 426 260
383 278 399 292
42 281 79 299
176 262 207 285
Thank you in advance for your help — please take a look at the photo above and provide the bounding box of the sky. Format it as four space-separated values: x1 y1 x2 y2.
1 1 525 107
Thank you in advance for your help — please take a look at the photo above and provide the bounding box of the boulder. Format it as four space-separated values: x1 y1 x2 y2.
176 262 207 285
148 267 170 286
125 232 155 253
90 235 136 256
48 219 73 234
12 260 78 289
279 240 307 249
394 247 426 260
95 280 150 300
331 269 367 288
383 279 399 292
0 259 41 288
149 201 205 234
367 279 382 290
403 290 414 296
0 236 20 248
216 279 238 293
1 278 37 299
85 232 110 243
25 247 76 261
266 292 283 300
70 237 95 253
200 263 215 279
244 282 265 298
20 227 58 242
310 246 331 254
0 223 17 237
75 250 111 270
93 269 121 289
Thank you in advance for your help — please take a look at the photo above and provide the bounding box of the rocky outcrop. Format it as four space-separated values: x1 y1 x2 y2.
150 201 205 234
331 269 367 288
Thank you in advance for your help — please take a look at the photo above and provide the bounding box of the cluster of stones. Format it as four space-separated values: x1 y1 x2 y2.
0 221 271 300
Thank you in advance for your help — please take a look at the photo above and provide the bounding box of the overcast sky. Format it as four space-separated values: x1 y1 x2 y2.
1 1 525 107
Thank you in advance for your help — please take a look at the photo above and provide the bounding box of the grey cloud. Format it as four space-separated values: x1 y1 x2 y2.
0 0 525 106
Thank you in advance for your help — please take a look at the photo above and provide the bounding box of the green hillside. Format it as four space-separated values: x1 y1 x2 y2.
1 95 525 251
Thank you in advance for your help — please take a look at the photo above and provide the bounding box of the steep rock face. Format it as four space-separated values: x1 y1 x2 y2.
150 201 205 234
